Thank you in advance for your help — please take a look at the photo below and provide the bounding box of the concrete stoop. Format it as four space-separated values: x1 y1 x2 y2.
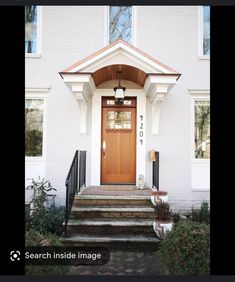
61 194 160 248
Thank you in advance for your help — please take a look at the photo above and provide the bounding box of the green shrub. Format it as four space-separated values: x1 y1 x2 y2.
25 204 31 230
25 265 67 276
25 229 64 247
26 177 57 211
156 219 210 275
46 206 65 235
172 212 181 224
26 177 65 235
25 229 68 275
187 201 210 224
25 178 67 275
26 206 65 235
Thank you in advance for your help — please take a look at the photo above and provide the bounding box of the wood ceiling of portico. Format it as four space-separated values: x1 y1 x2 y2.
92 64 147 87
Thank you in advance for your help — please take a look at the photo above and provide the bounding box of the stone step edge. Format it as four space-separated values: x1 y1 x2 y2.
66 219 153 226
71 207 154 212
75 195 151 200
61 234 159 243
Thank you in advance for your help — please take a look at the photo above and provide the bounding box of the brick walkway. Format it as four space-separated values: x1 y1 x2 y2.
68 248 159 275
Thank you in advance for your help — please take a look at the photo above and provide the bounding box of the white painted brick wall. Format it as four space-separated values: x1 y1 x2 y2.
141 6 210 209
26 6 104 205
25 6 210 209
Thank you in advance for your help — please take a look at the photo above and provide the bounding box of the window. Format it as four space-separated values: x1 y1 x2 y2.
202 6 210 56
107 111 131 130
25 6 40 54
25 99 44 156
109 6 132 43
194 100 210 159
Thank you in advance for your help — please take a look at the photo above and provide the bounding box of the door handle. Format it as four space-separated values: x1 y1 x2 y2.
102 141 106 158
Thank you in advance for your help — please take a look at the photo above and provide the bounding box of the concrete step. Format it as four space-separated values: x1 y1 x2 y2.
74 195 151 207
61 234 160 249
66 219 154 236
70 206 155 219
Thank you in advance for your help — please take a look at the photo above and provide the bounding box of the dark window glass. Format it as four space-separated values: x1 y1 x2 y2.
203 6 210 55
109 6 132 43
195 101 210 159
25 99 44 156
25 6 38 53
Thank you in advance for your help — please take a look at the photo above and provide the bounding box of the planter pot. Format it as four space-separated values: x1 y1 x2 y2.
153 219 173 239
151 191 168 205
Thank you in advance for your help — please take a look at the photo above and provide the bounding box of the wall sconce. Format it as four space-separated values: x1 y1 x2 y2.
113 71 126 104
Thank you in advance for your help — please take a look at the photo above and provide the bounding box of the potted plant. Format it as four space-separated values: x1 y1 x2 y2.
151 189 168 205
153 202 173 239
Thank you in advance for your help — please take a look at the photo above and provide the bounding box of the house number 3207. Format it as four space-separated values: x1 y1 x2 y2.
139 115 144 145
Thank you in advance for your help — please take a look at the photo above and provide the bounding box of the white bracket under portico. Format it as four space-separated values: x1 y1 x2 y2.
144 74 180 135
151 93 166 136
75 93 88 135
60 73 96 134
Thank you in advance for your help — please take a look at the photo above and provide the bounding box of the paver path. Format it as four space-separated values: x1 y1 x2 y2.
68 248 159 275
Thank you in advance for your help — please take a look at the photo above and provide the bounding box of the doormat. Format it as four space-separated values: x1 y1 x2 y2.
100 186 136 191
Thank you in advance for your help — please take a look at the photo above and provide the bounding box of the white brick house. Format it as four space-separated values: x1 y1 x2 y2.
25 6 210 211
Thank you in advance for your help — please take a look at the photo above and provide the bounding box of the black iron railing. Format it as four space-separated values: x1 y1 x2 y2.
152 151 159 191
65 150 86 236
79 151 86 190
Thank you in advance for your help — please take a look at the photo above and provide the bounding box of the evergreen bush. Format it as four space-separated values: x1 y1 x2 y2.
156 219 210 275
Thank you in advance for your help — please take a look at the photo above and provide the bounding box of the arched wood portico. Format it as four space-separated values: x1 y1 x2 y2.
93 64 147 87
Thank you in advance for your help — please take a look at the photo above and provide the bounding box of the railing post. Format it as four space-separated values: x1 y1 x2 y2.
65 181 69 237
152 151 159 190
76 151 79 192
79 151 86 192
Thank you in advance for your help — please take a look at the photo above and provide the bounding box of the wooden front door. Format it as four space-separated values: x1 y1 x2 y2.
101 97 136 184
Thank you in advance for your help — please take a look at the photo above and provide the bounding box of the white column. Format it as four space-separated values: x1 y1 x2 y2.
90 95 102 185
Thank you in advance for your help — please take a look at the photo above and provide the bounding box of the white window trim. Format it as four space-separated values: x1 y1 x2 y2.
198 6 210 60
190 89 210 163
132 6 137 46
104 6 136 46
25 87 50 161
25 6 42 58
